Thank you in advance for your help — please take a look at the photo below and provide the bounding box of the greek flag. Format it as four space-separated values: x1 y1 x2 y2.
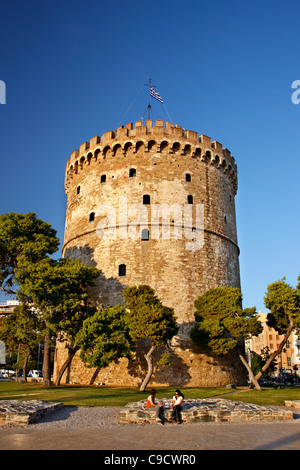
150 87 164 103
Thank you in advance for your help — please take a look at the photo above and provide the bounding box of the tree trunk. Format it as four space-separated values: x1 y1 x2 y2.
238 351 261 391
255 320 294 383
139 344 156 391
22 351 30 383
54 346 79 386
42 331 51 386
89 368 100 386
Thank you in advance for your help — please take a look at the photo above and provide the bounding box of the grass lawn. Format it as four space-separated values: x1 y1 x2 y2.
225 387 300 407
0 381 299 407
0 381 231 407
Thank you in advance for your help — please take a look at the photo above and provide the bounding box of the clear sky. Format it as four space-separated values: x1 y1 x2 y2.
0 0 299 312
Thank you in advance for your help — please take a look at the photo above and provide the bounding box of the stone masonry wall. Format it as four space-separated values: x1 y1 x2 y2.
54 120 245 387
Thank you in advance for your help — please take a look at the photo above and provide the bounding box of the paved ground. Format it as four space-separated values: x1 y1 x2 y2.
1 406 300 450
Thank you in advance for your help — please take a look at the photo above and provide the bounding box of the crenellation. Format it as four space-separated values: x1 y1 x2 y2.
171 126 183 138
222 147 231 157
212 141 222 152
116 127 128 138
90 136 101 147
70 149 79 162
80 142 90 153
64 121 238 194
136 125 147 135
199 134 211 145
146 119 153 128
153 124 165 137
102 130 114 142
187 130 198 143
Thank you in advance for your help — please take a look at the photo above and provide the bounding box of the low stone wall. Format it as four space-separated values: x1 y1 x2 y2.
119 398 294 424
0 400 63 426
285 400 300 408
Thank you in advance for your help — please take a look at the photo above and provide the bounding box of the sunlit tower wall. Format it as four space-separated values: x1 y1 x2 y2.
54 119 246 387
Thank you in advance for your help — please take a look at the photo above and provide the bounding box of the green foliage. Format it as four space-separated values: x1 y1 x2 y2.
158 352 172 367
0 304 43 362
76 306 133 369
0 212 59 294
123 285 178 346
191 286 262 355
264 278 300 335
0 212 102 383
251 348 277 377
15 257 100 336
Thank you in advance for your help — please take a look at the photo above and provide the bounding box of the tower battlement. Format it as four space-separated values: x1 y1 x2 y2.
65 120 237 193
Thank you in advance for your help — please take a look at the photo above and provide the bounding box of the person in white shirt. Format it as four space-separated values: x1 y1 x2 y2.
169 389 184 424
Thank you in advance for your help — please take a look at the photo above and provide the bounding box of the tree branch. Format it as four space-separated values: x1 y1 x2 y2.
255 317 294 382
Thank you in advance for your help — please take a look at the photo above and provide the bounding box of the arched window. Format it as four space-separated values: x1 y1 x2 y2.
143 194 150 205
148 140 156 151
186 173 191 182
160 141 169 152
136 141 145 153
184 144 191 155
89 212 95 222
187 195 193 204
172 142 180 154
129 168 136 177
141 228 149 240
119 264 126 276
101 174 106 183
77 185 81 194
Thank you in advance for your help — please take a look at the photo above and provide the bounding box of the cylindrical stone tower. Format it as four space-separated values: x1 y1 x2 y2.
54 119 246 386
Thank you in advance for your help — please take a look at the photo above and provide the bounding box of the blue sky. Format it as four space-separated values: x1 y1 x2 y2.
0 0 299 312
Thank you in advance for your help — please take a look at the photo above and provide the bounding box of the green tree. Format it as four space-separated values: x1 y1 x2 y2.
251 347 277 378
76 306 133 385
123 285 178 391
0 212 59 384
0 212 59 295
0 304 43 380
190 286 263 390
15 257 100 385
255 278 300 383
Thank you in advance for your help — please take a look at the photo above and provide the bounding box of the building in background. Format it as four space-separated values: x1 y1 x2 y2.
246 312 300 377
0 300 21 322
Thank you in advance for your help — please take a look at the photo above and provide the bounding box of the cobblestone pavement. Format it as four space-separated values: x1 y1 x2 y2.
1 406 300 450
